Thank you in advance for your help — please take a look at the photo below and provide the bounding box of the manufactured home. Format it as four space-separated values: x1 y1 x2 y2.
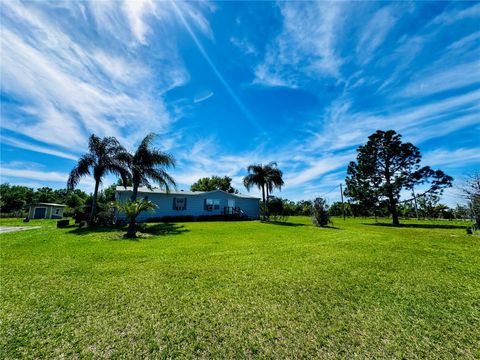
28 203 66 219
115 187 260 221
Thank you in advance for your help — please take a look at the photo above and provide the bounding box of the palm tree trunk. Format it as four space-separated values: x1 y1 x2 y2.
261 184 266 221
131 183 138 202
126 218 136 238
89 180 100 225
265 187 270 220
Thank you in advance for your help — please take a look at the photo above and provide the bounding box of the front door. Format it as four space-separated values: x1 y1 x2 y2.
228 199 235 208
33 207 46 219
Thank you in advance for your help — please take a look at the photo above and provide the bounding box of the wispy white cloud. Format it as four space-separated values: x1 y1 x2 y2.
1 136 78 161
193 90 214 104
254 2 344 87
0 167 90 185
230 37 257 56
285 153 354 187
398 61 480 98
430 3 480 26
123 0 157 45
356 6 396 65
423 148 480 168
0 0 213 156
446 31 480 52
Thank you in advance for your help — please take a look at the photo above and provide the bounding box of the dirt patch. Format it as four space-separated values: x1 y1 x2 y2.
0 226 41 233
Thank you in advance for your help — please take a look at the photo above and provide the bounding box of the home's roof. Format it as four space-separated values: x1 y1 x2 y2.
31 203 67 207
115 186 260 199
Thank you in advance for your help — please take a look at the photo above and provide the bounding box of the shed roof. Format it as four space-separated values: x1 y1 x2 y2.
31 203 67 207
115 186 260 199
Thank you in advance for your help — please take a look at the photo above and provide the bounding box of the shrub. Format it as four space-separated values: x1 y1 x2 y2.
312 197 331 227
0 211 27 218
267 197 288 222
57 219 70 228
94 209 116 226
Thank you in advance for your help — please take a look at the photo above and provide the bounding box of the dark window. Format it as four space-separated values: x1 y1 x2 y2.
205 199 220 210
173 197 187 210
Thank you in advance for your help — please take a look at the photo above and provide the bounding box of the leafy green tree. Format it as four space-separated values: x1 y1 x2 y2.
267 196 287 221
346 130 453 225
281 198 297 215
64 191 87 208
417 193 443 219
191 176 238 193
68 134 130 224
33 187 57 203
296 200 313 216
462 172 480 228
128 133 176 201
328 201 352 217
453 204 470 220
397 202 417 219
0 184 34 213
116 199 157 238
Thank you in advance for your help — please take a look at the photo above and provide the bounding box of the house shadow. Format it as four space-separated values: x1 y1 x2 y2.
363 222 468 230
141 223 189 236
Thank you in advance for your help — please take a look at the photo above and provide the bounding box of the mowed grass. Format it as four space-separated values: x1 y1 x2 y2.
1 217 479 358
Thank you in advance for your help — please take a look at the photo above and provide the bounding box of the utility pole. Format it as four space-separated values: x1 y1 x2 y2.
412 186 419 220
340 183 346 221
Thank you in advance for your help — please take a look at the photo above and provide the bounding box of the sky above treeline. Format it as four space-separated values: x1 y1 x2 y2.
1 1 479 205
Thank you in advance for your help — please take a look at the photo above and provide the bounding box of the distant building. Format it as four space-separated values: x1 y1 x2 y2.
28 203 66 219
115 187 260 221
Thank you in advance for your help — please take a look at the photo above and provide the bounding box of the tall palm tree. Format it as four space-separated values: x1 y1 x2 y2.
129 133 176 201
265 162 284 203
67 134 130 224
243 164 269 220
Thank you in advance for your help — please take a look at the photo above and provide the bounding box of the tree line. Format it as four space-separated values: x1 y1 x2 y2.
1 129 478 233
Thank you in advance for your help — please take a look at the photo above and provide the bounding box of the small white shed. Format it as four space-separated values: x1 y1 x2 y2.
28 203 66 219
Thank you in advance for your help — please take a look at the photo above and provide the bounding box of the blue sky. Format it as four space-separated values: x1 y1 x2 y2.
1 1 479 205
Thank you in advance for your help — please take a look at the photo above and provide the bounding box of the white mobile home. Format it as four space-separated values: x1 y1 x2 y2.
115 187 260 221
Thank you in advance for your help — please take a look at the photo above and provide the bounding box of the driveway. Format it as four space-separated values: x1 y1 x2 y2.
0 226 41 233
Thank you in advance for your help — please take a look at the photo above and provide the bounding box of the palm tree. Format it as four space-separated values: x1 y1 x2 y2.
129 133 176 201
67 134 130 224
243 164 269 220
265 162 284 203
116 199 157 238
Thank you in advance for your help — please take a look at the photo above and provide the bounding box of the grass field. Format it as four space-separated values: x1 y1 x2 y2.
1 217 479 358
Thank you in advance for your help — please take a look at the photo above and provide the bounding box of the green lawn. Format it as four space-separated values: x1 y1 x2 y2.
1 217 479 358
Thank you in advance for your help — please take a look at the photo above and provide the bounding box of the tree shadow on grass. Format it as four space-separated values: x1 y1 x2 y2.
262 221 307 227
67 226 124 236
322 225 342 230
264 221 342 230
363 222 468 230
141 223 189 236
67 223 189 237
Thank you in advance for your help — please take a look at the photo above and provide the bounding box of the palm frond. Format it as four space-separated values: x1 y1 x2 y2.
129 135 176 199
67 154 94 190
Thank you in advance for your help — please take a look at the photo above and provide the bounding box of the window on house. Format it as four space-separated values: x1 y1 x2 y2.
173 197 187 210
205 199 220 210
54 208 60 215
